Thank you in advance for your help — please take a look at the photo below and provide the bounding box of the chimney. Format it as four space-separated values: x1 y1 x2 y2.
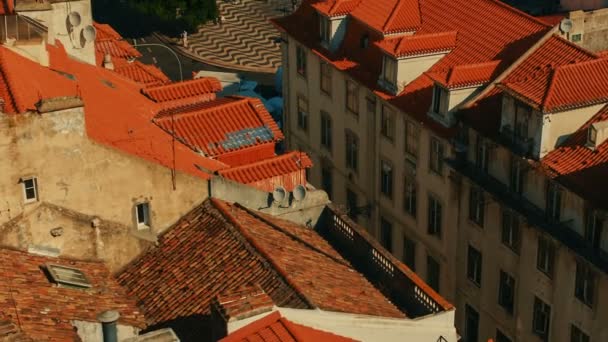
97 310 120 342
103 54 114 70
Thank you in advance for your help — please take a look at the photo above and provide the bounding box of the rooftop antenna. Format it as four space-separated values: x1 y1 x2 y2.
560 18 573 34
272 186 287 204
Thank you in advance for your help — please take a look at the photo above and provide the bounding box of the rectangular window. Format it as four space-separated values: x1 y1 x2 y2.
345 130 359 172
22 177 38 203
533 297 551 342
404 120 419 158
320 111 332 151
136 202 150 228
320 62 332 95
296 46 307 77
346 188 358 221
366 96 376 114
498 270 515 315
571 325 590 342
469 187 485 227
428 195 442 237
467 245 483 287
475 135 489 173
432 85 444 115
509 157 524 194
380 217 393 252
514 103 530 140
346 80 359 114
496 329 512 342
427 255 440 292
537 236 555 278
380 159 393 199
297 96 309 131
588 126 597 146
575 261 596 307
464 304 480 342
381 105 395 140
321 166 333 200
501 209 521 253
319 16 330 44
403 176 416 218
403 237 416 271
430 137 444 174
382 56 397 87
571 33 582 42
585 208 603 249
546 181 562 221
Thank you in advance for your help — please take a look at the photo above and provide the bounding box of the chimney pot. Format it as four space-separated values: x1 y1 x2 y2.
97 310 120 342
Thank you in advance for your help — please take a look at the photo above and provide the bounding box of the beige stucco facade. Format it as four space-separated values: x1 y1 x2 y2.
555 8 608 52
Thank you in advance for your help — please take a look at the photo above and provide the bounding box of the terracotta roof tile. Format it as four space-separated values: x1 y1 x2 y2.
311 0 360 17
95 39 142 59
218 151 312 191
220 311 358 342
142 77 222 103
117 199 405 328
350 0 421 34
376 31 457 58
0 248 145 341
154 96 283 158
536 13 566 26
93 22 122 41
113 58 171 87
428 60 501 89
212 284 275 322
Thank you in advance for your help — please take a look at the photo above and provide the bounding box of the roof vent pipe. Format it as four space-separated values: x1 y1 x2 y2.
97 310 120 342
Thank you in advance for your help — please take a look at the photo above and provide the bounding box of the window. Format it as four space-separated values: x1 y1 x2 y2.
432 85 446 115
320 111 332 150
380 217 393 252
319 16 330 44
464 305 479 342
403 176 416 218
380 160 393 199
404 120 419 158
546 181 562 221
46 264 92 288
585 208 603 249
297 96 309 131
345 130 359 172
467 245 482 287
426 255 440 292
321 165 333 200
346 188 358 221
320 62 332 95
575 261 596 307
429 137 444 174
533 297 551 341
571 33 582 42
514 103 530 140
498 270 515 314
366 96 376 114
296 46 307 77
428 195 442 237
381 105 395 140
537 236 555 277
509 157 524 194
135 202 150 228
22 177 38 203
360 33 369 48
403 237 416 271
571 325 590 342
501 209 521 253
587 126 597 146
496 329 512 342
469 187 485 227
346 80 359 114
382 56 397 88
475 135 489 172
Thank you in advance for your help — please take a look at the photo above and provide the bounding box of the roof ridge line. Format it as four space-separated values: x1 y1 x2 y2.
550 33 599 59
155 97 246 120
220 151 305 173
486 0 552 28
541 66 560 111
382 0 406 32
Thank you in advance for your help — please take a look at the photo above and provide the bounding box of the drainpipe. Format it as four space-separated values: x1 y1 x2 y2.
97 310 120 342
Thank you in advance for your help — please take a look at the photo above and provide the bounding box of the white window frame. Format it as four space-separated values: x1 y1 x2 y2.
430 137 444 174
135 202 151 229
533 297 551 341
404 120 419 158
382 56 397 87
380 159 393 199
22 176 38 203
428 194 442 237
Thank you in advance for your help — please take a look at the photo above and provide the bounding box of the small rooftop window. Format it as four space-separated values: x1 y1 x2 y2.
46 264 92 288
587 125 597 147
360 34 369 49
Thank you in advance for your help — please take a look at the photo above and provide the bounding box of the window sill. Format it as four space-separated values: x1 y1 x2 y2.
467 278 481 288
381 134 395 144
136 224 151 231
23 199 38 205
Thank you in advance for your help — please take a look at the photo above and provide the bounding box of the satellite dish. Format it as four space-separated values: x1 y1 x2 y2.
560 18 573 33
82 25 97 42
292 184 307 201
272 186 286 203
68 12 82 27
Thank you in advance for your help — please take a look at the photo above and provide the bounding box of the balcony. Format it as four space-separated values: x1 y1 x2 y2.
498 125 534 158
447 158 608 273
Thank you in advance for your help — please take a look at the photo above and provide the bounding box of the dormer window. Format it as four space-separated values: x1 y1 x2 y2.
360 34 369 49
319 16 330 45
381 56 397 90
514 103 530 140
432 85 447 116
587 125 597 147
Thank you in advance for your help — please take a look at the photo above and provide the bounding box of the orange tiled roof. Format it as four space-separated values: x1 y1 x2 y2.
428 60 502 89
93 22 122 40
117 199 406 328
212 284 275 321
376 31 458 58
142 77 222 102
351 0 421 34
154 96 283 157
113 58 171 87
219 151 313 191
311 0 360 17
220 311 358 342
0 248 145 340
96 39 142 59
536 13 566 26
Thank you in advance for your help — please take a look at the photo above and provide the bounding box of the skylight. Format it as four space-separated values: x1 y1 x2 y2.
46 264 92 288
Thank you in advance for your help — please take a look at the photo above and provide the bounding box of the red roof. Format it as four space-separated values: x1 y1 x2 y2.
117 199 405 328
154 96 284 158
220 311 358 342
212 284 275 322
351 0 421 34
95 39 142 59
142 77 222 102
0 248 145 341
536 13 566 26
499 35 600 113
219 151 313 191
376 31 458 58
93 22 122 40
311 0 360 17
428 60 501 89
113 58 171 87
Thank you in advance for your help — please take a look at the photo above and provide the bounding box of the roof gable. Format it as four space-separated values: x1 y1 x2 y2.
376 31 457 58
350 0 421 34
142 77 222 103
